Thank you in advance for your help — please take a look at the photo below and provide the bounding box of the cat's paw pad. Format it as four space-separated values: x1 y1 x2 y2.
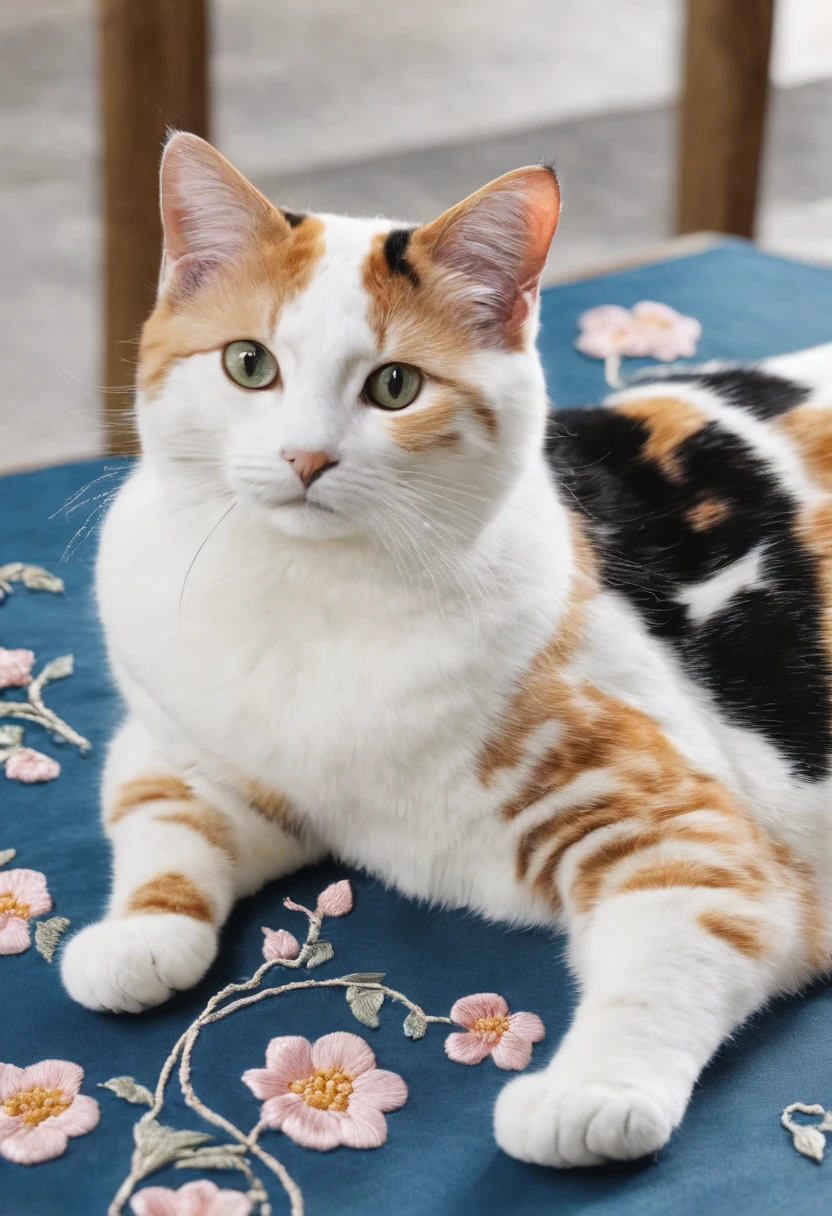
60 915 218 1013
494 1072 675 1168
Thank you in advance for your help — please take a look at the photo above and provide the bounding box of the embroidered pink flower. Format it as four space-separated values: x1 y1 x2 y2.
444 993 545 1070
630 300 702 361
262 927 300 962
0 868 52 954
0 648 35 689
575 304 639 359
130 1179 252 1216
576 301 701 362
315 880 353 918
0 1060 100 1164
242 1031 407 1150
5 749 60 783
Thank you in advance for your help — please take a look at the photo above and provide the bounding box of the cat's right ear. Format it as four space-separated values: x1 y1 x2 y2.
158 132 279 300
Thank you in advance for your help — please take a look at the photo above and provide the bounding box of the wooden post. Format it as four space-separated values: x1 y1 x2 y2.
677 0 775 238
99 0 209 454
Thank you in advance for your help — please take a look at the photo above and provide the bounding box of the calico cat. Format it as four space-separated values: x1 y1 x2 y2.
61 132 832 1169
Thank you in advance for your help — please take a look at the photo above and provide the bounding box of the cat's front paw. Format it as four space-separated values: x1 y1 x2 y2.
494 1072 675 1167
61 915 218 1013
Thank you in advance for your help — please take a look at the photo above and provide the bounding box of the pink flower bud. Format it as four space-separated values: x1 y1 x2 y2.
0 648 35 689
315 879 353 918
262 927 300 961
5 748 61 783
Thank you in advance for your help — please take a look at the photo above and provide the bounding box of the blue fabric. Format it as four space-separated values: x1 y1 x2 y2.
4 239 832 1216
540 236 832 406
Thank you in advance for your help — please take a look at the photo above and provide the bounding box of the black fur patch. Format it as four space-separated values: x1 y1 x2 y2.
547 404 832 782
280 210 306 228
383 228 420 286
655 367 810 420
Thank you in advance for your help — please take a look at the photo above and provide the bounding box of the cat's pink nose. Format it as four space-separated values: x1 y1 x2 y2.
282 449 338 488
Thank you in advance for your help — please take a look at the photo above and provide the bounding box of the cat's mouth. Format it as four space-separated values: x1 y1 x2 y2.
261 493 357 542
253 491 336 516
289 497 336 515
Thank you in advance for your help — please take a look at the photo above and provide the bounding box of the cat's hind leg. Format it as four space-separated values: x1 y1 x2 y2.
61 717 321 1012
495 818 821 1166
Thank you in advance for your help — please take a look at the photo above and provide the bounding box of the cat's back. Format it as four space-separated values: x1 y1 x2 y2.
547 347 832 790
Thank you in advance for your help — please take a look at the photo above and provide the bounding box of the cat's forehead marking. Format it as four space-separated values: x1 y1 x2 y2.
382 228 420 285
360 221 488 371
355 221 501 451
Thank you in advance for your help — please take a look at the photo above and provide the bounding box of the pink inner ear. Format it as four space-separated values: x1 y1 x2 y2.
429 167 560 341
157 132 278 298
165 251 222 299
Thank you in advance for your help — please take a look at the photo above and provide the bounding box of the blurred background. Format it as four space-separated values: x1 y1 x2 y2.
2 0 832 474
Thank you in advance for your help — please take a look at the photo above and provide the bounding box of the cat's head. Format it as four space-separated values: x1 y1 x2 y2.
139 133 560 549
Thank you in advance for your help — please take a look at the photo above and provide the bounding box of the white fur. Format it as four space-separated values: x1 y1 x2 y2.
675 543 767 623
61 194 832 1171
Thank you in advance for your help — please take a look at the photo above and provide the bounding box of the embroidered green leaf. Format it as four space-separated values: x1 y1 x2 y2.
0 848 17 868
792 1124 826 1162
346 985 384 1029
133 1118 212 1178
175 1145 248 1172
403 1011 428 1040
0 563 64 602
340 972 386 984
99 1076 154 1107
18 565 64 595
305 940 334 969
34 916 70 963
35 654 74 687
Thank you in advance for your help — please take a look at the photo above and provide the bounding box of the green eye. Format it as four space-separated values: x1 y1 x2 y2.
223 340 279 390
365 363 422 410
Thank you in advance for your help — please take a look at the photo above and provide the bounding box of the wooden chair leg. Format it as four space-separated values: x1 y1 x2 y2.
99 0 209 455
677 0 775 239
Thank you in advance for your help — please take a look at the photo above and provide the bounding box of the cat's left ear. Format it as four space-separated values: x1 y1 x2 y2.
417 166 560 346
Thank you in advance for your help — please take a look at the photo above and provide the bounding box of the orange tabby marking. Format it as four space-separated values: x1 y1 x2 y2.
109 773 194 826
242 778 305 840
697 908 770 958
125 871 213 922
156 806 237 860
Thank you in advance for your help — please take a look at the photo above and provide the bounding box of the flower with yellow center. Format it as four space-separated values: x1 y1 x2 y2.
0 867 52 955
0 1059 100 1164
445 993 545 1070
243 1030 407 1150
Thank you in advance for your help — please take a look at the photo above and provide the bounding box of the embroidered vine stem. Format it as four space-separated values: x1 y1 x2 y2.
0 655 91 753
108 899 452 1216
201 977 450 1027
603 352 623 389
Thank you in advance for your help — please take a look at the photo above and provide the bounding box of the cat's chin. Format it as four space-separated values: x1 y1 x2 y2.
262 500 358 542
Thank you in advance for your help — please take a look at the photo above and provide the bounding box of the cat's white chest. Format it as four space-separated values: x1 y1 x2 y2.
97 473 538 902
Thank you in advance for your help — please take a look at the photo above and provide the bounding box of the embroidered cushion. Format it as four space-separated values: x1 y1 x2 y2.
4 238 832 1215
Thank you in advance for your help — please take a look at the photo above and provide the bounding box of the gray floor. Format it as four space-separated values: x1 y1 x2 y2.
2 2 832 474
